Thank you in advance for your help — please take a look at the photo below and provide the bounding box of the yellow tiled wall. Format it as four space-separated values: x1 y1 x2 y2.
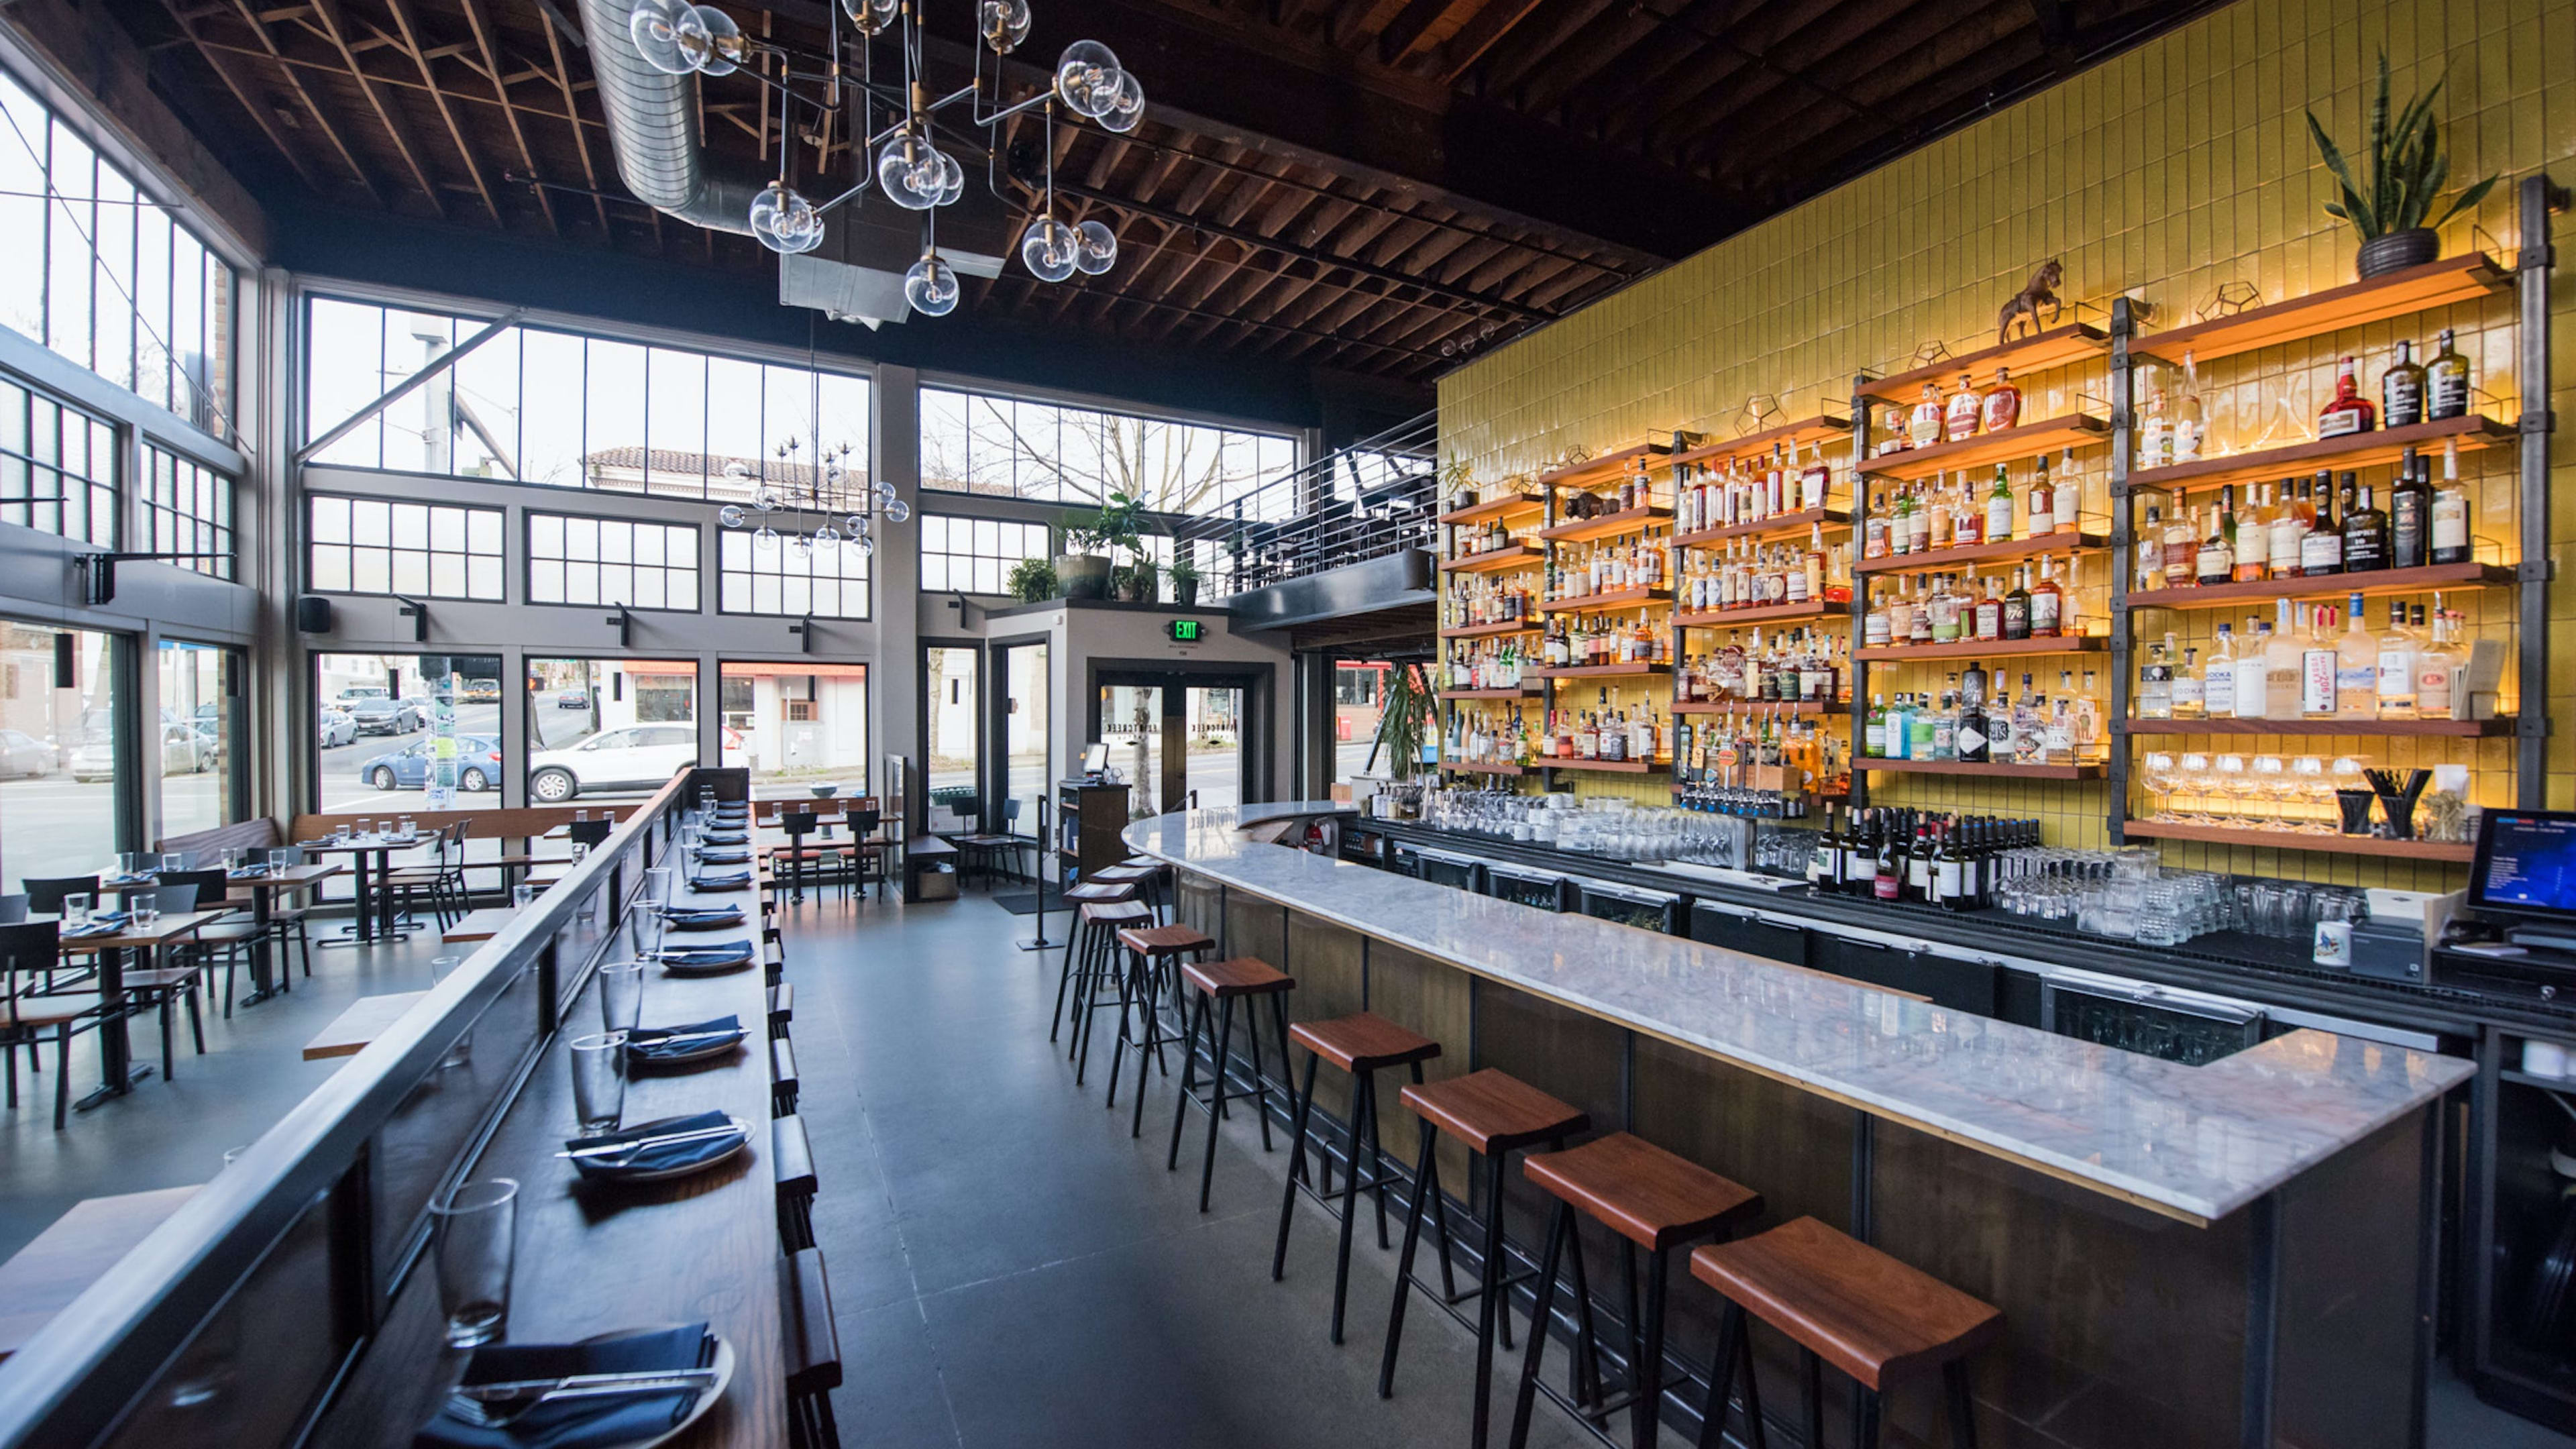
1438 0 2576 892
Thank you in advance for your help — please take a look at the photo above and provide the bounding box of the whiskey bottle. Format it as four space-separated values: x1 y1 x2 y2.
2268 478 2308 579
2136 505 2167 590
2196 500 2233 586
1945 372 1984 443
2029 555 2063 637
1982 366 2022 433
2426 327 2471 421
1909 383 1946 450
1985 464 2015 543
2383 341 2427 428
2341 480 2388 572
2319 356 2377 437
2388 447 2432 569
2430 439 2472 566
2300 471 2343 576
2230 483 2266 582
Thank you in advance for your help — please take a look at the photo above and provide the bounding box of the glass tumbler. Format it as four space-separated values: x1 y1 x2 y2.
570 1032 627 1133
599 962 645 1033
643 867 674 908
431 1179 519 1348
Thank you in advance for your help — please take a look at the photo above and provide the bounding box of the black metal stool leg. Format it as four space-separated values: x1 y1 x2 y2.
1800 1349 1825 1449
1128 957 1165 1138
1380 1124 1440 1393
1243 995 1273 1150
1944 1360 1978 1448
1104 946 1140 1112
1479 1149 1521 1449
1197 996 1236 1212
1049 916 1081 1042
1695 1303 1746 1449
1329 1070 1375 1344
1274 1051 1322 1282
1633 1246 1669 1449
1856 1387 1883 1449
1167 994 1208 1171
1490 1152 1518 1354
1503 1200 1573 1449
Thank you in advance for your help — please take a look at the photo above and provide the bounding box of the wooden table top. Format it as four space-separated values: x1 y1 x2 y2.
296 836 422 855
312 873 782 1446
95 863 342 895
0 1186 203 1362
440 907 521 944
302 991 432 1061
49 909 225 953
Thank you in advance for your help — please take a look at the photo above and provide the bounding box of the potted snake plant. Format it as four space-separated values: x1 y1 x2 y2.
2306 53 2498 278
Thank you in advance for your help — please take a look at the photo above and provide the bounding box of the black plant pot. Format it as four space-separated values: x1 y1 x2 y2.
1174 578 1199 606
2357 228 2440 279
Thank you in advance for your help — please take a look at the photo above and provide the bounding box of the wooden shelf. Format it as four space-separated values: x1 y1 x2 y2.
1540 588 1671 613
1860 757 2104 781
1437 494 1545 525
1440 759 1526 776
1438 688 1540 700
1664 415 1853 469
1531 663 1674 679
2121 818 2474 863
1444 545 1545 574
1860 414 2110 482
1851 529 2106 574
2120 414 2515 496
2122 715 2512 737
1858 322 2110 402
1544 756 1670 773
1855 635 2105 663
1537 505 1674 543
1538 443 1672 491
2124 561 2515 610
1673 508 1851 546
1673 698 1846 716
1439 619 1540 639
1675 600 1839 627
2129 254 2511 365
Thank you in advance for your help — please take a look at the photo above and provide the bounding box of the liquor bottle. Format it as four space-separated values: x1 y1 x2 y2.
2162 502 2196 588
2388 447 2432 570
2265 600 2306 720
1931 686 1958 761
2414 600 2459 719
2334 594 2377 718
2002 566 2032 640
2234 618 2277 719
1953 472 1983 547
2045 673 2079 765
2230 484 2266 582
2301 471 2343 576
1929 574 1963 644
2427 327 2471 421
2375 598 2419 719
2054 448 2081 533
2136 505 2167 590
1973 576 2002 641
1864 589 1891 649
2172 644 2206 718
2029 556 2063 637
1906 483 1931 554
2300 604 2341 718
2138 641 2175 718
1908 693 1936 761
2027 454 2055 537
2013 674 2041 764
1800 442 1832 511
1910 382 1947 450
1906 820 1933 901
2173 350 2208 462
1945 372 1984 443
2341 480 2388 572
2140 384 2173 468
1872 814 1902 901
1985 464 2015 544
2196 499 2233 586
2320 356 2377 436
1864 493 1890 559
2381 341 2426 428
2268 478 2308 579
1927 475 1955 549
2430 440 2472 565
2204 624 2237 718
1983 366 2022 433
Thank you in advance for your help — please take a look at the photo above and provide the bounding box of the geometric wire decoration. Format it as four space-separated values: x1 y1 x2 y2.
718 333 912 555
626 0 1140 304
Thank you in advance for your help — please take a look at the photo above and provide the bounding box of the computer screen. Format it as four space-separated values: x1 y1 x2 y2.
2471 810 2576 920
1081 742 1109 775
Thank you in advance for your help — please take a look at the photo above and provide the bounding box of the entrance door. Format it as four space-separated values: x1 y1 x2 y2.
1183 686 1243 810
1092 667 1261 818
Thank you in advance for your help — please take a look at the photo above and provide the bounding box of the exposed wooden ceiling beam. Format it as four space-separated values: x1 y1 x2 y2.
299 0 449 214
1425 0 1549 85
211 0 389 203
455 0 554 233
148 0 327 193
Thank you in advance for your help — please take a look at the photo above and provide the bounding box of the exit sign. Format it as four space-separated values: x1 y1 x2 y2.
1165 619 1205 643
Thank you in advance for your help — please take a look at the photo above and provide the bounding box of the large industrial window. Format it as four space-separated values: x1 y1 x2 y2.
718 529 869 619
313 651 505 810
918 385 1295 517
0 374 117 547
300 297 871 506
141 443 234 580
0 70 235 432
919 514 1051 596
719 662 868 796
156 639 243 839
528 512 700 610
307 494 504 600
526 657 700 803
0 622 126 890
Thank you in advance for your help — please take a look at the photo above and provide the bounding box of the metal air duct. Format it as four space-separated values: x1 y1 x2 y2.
578 0 766 233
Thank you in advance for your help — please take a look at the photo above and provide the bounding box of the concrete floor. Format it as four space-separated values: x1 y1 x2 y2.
3 888 2573 1448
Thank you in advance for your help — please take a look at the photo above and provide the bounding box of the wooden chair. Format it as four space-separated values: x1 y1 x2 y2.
162 869 264 1015
384 822 469 930
0 922 108 1131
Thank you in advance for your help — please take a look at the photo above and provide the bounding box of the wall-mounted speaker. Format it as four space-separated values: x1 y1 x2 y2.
296 596 333 634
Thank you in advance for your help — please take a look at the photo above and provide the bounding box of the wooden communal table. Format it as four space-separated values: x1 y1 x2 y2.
53 908 223 1108
302 992 431 1061
313 870 783 1446
297 834 427 948
0 1186 203 1363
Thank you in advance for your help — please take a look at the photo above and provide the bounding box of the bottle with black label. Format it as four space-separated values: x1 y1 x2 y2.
2341 480 2388 572
2381 340 2425 427
2299 470 2343 576
2426 327 2471 420
2387 447 2431 569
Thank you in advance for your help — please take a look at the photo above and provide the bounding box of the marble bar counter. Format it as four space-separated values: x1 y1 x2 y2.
1128 805 2469 1449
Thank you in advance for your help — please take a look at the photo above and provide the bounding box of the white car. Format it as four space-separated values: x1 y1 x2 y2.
527 725 697 802
318 706 358 749
0 728 52 779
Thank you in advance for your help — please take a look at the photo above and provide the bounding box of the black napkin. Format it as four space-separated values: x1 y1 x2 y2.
566 1111 743 1180
655 905 739 924
414 1322 711 1449
656 942 753 971
688 871 753 892
227 865 274 879
697 830 747 846
625 1016 745 1064
692 849 750 865
63 912 132 939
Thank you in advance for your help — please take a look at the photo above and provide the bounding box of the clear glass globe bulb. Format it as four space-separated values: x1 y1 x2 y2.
978 0 1031 52
788 534 811 560
1101 72 1145 133
673 4 740 76
749 182 792 252
813 525 840 551
629 0 690 73
756 489 782 512
874 480 898 504
904 254 960 317
883 498 911 525
1020 217 1079 282
841 0 896 34
853 533 877 558
878 139 943 211
718 503 747 528
844 513 869 537
1073 219 1118 275
1055 40 1124 119
722 460 752 480
753 525 780 551
934 150 965 207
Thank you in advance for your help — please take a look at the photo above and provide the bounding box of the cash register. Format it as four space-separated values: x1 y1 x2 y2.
2436 809 2576 998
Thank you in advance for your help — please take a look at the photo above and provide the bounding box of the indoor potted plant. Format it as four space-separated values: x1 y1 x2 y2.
1114 556 1159 603
1006 556 1059 603
1058 491 1148 601
2306 53 2497 278
1167 551 1200 606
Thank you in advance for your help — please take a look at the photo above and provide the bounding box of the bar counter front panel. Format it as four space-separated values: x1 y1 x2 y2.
1135 807 2463 1449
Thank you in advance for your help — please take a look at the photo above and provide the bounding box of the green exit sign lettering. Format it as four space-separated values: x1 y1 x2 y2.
1165 619 1205 643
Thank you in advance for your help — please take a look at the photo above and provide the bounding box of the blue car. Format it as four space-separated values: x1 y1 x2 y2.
358 735 500 793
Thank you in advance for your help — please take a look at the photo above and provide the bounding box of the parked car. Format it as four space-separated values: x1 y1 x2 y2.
72 721 203 782
318 705 358 749
358 735 502 793
555 688 592 710
345 697 423 735
335 685 390 703
0 728 53 778
527 725 696 802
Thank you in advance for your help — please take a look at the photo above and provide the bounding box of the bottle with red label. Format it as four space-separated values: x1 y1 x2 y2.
1943 372 1984 443
2318 356 2377 437
1909 384 1947 450
1980 365 2022 433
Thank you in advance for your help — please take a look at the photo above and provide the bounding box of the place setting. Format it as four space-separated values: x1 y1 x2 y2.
557 979 754 1188
594 962 748 1068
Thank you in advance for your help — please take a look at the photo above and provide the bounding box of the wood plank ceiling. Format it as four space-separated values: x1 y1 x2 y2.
119 0 2215 383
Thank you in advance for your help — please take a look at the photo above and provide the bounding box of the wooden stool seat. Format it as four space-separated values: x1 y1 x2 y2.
1061 881 1136 904
1079 900 1152 928
1118 924 1215 958
1288 1012 1440 1075
1179 956 1292 998
1690 1216 2000 1392
1399 1068 1588 1155
1523 1132 1762 1252
1091 863 1157 883
1120 854 1165 870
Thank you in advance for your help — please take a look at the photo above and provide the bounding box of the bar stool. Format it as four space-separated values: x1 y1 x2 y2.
1688 1217 2000 1449
1379 1069 1589 1449
1165 955 1295 1210
1105 922 1216 1130
1271 1012 1440 1344
1503 1134 1764 1449
1050 879 1141 1043
1069 900 1153 1086
1097 859 1169 920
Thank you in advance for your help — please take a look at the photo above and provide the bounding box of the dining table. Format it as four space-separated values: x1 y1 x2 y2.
298 834 426 947
50 908 224 1108
225 862 343 1003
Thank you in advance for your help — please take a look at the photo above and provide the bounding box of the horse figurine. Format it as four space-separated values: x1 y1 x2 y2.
1997 260 2064 345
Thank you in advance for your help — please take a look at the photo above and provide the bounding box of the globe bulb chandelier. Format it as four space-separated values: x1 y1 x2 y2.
622 0 1144 315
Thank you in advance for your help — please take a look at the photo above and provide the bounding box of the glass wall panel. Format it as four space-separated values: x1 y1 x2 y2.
1000 643 1048 831
920 514 1051 596
142 443 235 580
919 384 1293 517
0 623 123 892
524 658 700 804
0 374 118 547
313 652 504 811
924 646 977 826
307 495 504 600
718 662 867 798
156 639 241 839
527 512 698 610
717 529 869 619
1333 660 1393 786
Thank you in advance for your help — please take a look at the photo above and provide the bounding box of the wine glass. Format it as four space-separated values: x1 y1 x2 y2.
2213 754 2257 824
2176 752 2215 824
2249 755 2290 830
2140 751 2178 821
2289 755 2330 833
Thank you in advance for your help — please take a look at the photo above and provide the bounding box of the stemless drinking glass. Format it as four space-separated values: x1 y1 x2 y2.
431 1178 519 1347
643 867 673 908
131 902 158 930
428 956 473 1068
598 962 645 1033
512 883 537 910
63 892 93 927
569 1032 627 1132
635 908 667 959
